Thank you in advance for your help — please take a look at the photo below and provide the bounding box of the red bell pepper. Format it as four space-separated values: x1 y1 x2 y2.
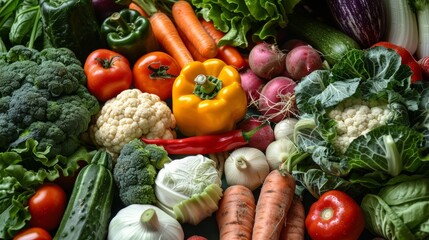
305 190 365 240
372 41 423 84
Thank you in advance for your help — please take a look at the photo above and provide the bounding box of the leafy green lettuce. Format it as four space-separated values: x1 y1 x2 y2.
191 0 301 48
0 139 93 239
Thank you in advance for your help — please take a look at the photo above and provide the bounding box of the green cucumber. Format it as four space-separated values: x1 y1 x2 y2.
54 150 114 240
287 11 361 66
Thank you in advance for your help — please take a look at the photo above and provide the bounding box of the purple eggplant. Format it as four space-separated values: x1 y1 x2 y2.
326 0 386 48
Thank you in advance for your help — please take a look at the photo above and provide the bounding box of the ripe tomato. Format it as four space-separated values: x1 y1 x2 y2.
133 51 181 101
28 183 67 231
13 227 52 240
84 49 132 102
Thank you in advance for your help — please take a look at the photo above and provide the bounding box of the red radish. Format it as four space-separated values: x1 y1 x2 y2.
418 56 429 81
286 45 323 81
238 117 275 151
258 76 298 123
239 68 265 105
248 42 286 80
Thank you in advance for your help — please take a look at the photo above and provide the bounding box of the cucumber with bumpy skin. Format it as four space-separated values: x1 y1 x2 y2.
54 150 114 240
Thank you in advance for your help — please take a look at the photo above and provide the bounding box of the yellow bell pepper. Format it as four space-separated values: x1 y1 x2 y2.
172 59 248 137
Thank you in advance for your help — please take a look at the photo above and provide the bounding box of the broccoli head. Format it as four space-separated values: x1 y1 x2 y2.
0 45 100 158
113 138 171 206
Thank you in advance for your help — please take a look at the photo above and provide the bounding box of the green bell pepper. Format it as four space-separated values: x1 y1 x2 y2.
101 9 159 63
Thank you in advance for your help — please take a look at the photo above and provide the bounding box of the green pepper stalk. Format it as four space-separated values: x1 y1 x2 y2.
100 9 159 63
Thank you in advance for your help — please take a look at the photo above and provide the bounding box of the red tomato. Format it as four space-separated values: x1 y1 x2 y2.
84 49 133 102
133 51 181 100
305 190 365 240
13 227 52 240
28 183 67 231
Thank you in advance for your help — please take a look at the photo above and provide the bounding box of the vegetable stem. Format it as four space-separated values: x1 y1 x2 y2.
235 156 248 170
383 135 402 176
140 208 160 231
194 74 216 94
110 12 133 35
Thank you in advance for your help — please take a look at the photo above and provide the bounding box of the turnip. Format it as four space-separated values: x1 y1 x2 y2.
248 42 286 80
239 68 265 106
258 76 298 123
238 117 275 152
285 45 323 81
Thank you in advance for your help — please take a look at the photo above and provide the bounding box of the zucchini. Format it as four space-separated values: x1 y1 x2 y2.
326 0 386 48
54 150 114 240
287 11 361 66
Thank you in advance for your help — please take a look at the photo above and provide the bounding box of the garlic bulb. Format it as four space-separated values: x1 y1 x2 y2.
224 147 270 191
108 204 184 240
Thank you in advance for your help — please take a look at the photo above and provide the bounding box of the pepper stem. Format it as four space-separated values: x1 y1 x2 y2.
193 74 222 100
194 74 216 94
110 12 133 35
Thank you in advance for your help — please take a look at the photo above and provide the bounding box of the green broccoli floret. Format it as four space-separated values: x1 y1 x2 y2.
0 45 100 158
113 139 171 206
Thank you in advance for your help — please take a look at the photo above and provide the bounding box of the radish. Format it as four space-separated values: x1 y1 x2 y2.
248 42 286 80
238 117 275 152
257 76 298 123
285 45 323 81
239 68 265 106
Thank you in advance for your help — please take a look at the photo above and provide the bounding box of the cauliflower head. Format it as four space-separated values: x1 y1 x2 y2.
328 99 392 153
90 89 176 158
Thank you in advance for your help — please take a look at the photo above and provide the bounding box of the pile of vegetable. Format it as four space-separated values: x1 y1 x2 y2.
4 0 429 239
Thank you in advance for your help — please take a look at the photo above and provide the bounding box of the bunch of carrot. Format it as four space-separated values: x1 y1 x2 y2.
216 169 306 240
129 0 247 69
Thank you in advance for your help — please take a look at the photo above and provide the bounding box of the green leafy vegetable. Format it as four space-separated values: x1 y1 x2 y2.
190 0 301 48
287 46 429 197
361 175 429 240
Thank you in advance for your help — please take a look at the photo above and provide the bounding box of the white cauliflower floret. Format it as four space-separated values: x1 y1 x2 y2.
328 101 392 153
90 89 176 158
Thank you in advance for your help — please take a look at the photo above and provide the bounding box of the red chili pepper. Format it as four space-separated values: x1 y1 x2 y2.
372 41 423 84
141 126 262 154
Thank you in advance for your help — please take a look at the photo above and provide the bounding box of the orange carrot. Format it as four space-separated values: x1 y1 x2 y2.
216 185 256 240
129 2 149 18
252 170 296 240
177 28 208 62
200 19 247 69
172 1 218 59
149 11 193 68
280 195 306 240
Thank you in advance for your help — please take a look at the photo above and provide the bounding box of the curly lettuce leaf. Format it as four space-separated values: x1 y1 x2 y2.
0 139 93 239
191 0 301 48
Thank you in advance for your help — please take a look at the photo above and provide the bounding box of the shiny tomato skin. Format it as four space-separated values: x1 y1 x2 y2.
13 227 52 240
305 190 365 240
28 183 67 231
84 49 132 102
133 51 181 101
